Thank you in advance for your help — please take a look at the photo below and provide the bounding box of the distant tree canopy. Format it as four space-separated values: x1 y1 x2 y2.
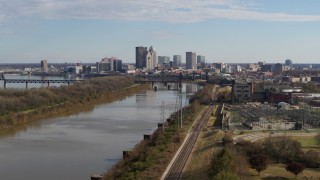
0 76 135 126
189 85 214 105
263 136 302 163
0 76 134 113
292 82 320 93
210 148 236 177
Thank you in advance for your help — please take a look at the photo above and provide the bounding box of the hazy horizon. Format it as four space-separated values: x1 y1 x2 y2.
1 0 320 64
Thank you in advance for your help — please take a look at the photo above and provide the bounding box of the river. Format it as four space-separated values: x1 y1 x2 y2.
0 82 199 180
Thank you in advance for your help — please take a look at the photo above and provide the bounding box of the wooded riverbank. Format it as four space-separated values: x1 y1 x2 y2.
0 76 149 130
104 85 214 179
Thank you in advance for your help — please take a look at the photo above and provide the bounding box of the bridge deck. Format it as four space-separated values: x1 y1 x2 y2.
3 79 83 84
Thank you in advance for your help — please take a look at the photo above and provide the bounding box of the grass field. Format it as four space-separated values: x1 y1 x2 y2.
248 133 320 179
248 163 320 180
291 135 320 151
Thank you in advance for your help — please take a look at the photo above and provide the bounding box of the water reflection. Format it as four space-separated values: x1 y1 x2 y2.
0 83 200 180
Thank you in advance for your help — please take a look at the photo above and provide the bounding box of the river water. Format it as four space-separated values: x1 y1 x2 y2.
0 80 199 180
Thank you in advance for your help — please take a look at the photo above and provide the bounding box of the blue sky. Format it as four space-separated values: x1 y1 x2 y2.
1 0 320 64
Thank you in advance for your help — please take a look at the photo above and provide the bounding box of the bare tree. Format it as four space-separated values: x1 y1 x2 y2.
249 153 269 176
285 162 305 178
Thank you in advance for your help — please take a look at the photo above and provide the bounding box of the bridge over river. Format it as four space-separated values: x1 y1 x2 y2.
0 73 208 88
133 73 208 83
0 73 83 88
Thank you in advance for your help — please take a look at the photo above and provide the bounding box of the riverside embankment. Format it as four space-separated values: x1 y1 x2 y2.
0 79 200 180
104 84 215 179
0 76 147 130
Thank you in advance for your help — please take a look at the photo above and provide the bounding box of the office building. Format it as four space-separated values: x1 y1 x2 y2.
145 46 157 70
96 61 110 72
232 82 254 103
197 55 205 68
158 56 170 69
274 63 283 75
136 46 147 69
97 57 122 72
213 63 223 72
285 59 292 67
82 65 92 74
261 64 272 72
186 52 196 70
197 55 205 64
41 60 48 72
173 55 182 69
113 59 123 71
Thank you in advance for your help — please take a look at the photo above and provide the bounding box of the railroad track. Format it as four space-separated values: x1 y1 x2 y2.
164 104 214 180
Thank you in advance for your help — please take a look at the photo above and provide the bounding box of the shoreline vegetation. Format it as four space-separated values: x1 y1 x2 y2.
0 76 149 131
104 85 215 179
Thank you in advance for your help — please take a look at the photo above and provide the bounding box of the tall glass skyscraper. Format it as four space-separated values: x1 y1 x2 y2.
186 52 196 70
136 46 147 69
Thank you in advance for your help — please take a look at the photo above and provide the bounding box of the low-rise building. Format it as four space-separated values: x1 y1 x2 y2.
232 82 254 103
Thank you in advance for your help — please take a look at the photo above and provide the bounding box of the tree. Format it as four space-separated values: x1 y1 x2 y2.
263 136 302 163
299 150 320 168
315 133 320 145
285 162 305 178
210 148 236 176
249 153 269 176
222 133 234 146
242 141 269 176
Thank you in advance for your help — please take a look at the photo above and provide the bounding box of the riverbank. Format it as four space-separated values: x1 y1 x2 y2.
104 102 204 179
104 85 215 179
0 76 149 131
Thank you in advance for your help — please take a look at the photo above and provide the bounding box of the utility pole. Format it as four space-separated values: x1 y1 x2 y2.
161 101 165 131
180 83 183 129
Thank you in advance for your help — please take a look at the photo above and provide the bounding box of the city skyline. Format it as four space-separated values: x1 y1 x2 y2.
1 0 320 64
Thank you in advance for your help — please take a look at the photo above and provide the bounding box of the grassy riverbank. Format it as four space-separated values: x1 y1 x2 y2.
104 84 215 179
0 76 149 130
104 102 204 179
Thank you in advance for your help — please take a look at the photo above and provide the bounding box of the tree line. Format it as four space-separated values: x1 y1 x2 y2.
0 76 137 128
210 134 320 179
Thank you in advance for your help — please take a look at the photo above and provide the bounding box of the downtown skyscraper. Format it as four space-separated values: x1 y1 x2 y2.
186 52 196 70
173 55 182 69
135 46 157 70
136 46 147 69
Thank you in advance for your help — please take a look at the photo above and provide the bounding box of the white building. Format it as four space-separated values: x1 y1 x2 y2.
145 46 157 70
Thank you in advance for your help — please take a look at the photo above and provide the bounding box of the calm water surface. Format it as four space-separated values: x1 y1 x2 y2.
0 83 199 180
